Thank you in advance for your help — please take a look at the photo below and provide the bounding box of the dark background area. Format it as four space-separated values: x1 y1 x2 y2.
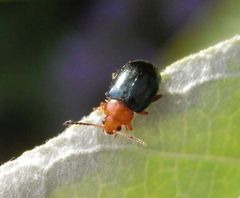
0 1 216 163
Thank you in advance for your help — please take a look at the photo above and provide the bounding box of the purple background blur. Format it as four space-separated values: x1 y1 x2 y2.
0 1 215 163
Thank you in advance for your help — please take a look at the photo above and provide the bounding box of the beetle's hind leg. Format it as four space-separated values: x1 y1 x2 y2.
138 111 148 115
151 94 162 102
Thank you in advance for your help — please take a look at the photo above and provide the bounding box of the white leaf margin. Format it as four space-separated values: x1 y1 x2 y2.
1 35 240 198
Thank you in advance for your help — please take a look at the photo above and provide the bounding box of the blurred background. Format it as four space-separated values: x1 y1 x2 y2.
1 0 240 163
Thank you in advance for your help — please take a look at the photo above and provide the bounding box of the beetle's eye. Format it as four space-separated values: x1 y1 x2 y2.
116 126 121 131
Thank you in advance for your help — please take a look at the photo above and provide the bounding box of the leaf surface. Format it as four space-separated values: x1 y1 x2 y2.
1 36 240 198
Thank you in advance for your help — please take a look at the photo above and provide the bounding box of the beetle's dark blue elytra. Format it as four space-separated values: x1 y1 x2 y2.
106 60 161 112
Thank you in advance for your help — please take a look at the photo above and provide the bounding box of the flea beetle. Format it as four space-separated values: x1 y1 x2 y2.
64 60 161 145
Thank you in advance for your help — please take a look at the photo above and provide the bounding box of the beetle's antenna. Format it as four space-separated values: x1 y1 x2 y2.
64 120 146 146
63 120 104 128
116 131 147 146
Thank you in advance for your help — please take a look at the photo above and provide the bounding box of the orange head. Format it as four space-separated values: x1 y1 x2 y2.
101 99 134 134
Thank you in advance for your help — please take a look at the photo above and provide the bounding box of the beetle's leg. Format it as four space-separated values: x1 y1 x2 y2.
126 123 133 130
100 102 107 113
138 111 148 115
123 123 132 131
151 94 162 102
100 102 107 109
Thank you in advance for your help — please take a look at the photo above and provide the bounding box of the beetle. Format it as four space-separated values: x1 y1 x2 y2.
64 60 161 145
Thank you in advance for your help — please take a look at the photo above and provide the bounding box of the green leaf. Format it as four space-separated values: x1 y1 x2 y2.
1 36 240 198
